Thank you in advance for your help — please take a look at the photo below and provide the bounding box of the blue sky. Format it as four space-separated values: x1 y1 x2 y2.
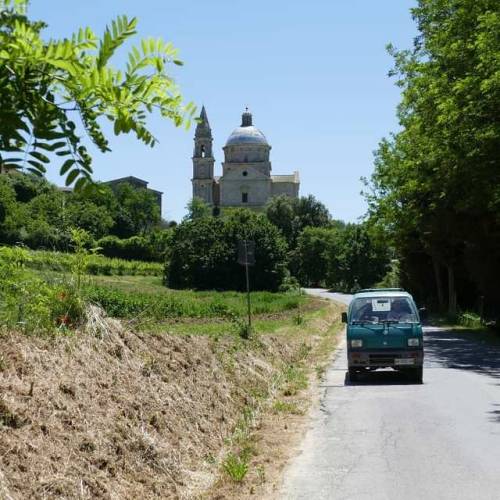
31 0 417 222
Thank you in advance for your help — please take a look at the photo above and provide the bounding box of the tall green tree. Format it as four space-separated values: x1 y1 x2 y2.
0 0 194 189
265 194 331 247
167 209 287 291
112 184 161 238
366 0 500 315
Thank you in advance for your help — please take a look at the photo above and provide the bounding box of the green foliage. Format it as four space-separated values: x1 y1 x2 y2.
294 227 337 286
0 175 169 258
84 285 302 320
458 312 483 328
222 453 249 482
282 364 308 396
97 232 171 262
291 223 389 291
366 0 500 316
265 194 331 247
376 259 401 289
184 197 211 221
0 0 194 188
0 246 83 333
111 184 161 237
4 247 163 276
166 209 288 291
326 224 389 293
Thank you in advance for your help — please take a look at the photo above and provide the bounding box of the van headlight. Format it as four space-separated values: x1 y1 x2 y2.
351 339 363 348
408 338 420 347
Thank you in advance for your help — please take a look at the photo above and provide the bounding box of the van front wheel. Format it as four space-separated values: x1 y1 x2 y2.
412 367 423 384
348 368 358 383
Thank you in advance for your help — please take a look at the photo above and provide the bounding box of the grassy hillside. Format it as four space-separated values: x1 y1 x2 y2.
0 246 345 498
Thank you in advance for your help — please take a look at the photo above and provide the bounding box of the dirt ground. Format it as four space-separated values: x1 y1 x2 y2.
0 301 343 499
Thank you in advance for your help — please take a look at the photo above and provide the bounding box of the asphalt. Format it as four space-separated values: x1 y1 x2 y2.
280 289 500 500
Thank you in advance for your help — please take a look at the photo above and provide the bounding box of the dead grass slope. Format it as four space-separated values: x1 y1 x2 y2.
0 306 322 499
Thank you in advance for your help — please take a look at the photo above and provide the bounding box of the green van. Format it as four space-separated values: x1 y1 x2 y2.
342 288 425 383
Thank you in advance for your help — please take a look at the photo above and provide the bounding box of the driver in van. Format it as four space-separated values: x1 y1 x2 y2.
387 299 412 322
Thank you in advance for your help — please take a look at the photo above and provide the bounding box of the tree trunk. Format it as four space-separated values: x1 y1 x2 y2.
447 263 457 317
432 256 445 311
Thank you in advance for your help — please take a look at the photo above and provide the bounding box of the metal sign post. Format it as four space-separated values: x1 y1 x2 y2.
238 240 255 336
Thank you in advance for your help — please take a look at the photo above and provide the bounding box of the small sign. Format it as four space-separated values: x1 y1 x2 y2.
238 240 255 266
372 299 391 312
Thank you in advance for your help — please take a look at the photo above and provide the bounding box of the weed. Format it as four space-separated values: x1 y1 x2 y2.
282 364 308 396
272 400 302 415
458 311 482 328
222 453 249 482
293 310 304 325
256 464 266 485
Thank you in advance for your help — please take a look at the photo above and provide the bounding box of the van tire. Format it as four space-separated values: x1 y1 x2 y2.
412 367 423 384
348 368 358 383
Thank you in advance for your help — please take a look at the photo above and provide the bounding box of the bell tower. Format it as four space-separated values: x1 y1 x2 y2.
192 106 215 205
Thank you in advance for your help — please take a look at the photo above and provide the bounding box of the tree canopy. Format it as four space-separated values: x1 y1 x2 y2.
0 0 194 189
366 0 500 316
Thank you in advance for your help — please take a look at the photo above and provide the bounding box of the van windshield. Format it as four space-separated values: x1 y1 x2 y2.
351 297 418 324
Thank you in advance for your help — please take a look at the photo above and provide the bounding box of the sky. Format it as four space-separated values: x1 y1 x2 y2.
30 0 418 223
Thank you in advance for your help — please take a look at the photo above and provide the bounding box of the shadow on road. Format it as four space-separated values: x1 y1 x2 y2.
344 370 419 386
424 327 500 379
489 404 500 423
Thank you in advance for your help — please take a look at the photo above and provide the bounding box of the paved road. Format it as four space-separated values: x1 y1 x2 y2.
281 290 500 500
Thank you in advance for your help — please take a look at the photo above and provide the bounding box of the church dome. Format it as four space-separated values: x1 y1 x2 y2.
225 109 269 146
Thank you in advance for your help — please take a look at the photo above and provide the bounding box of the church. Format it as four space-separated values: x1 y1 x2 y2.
192 107 299 210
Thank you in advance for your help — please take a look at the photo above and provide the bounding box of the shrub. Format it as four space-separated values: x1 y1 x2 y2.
166 209 288 291
97 231 171 262
0 247 84 333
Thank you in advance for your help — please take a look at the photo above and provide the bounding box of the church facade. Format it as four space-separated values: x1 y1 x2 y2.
192 107 299 209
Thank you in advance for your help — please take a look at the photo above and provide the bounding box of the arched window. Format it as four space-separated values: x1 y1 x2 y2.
242 192 248 203
201 144 206 158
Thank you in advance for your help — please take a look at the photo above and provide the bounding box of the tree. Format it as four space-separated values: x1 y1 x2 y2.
0 0 195 189
111 184 161 237
295 227 337 286
167 209 287 291
183 197 211 221
265 194 331 246
366 0 500 315
326 224 389 293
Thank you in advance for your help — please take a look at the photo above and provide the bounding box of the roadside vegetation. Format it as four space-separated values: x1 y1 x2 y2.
0 234 343 497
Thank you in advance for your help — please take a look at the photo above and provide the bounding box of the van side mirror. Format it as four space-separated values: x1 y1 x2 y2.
418 307 427 321
341 312 348 323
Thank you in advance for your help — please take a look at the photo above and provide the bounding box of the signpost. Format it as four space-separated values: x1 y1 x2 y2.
238 240 255 336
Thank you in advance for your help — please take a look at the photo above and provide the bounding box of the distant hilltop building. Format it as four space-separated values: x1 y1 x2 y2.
192 107 299 210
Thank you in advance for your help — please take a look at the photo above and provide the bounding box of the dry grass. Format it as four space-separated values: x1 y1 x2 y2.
0 304 321 499
206 299 345 499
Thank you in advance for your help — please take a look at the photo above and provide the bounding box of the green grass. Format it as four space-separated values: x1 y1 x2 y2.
83 275 307 321
1 247 323 338
222 453 249 482
272 400 303 415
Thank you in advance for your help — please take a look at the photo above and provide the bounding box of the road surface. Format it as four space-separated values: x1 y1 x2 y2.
281 289 500 500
